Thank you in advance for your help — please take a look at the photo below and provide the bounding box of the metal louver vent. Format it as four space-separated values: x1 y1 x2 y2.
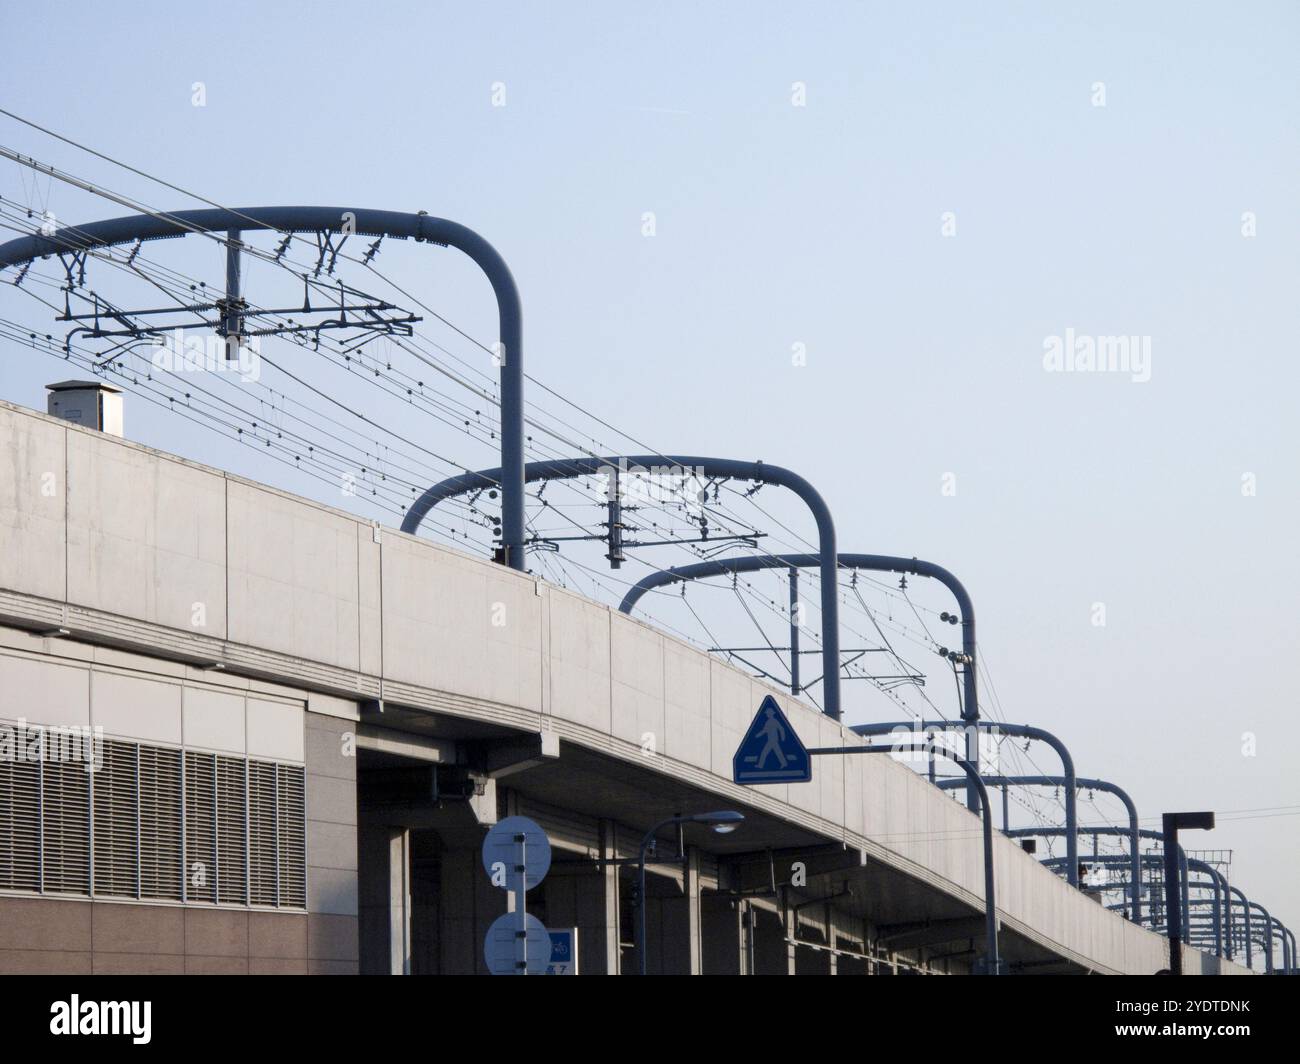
184 751 217 903
216 755 248 905
248 761 277 905
0 718 307 911
0 753 39 892
42 757 91 894
93 739 139 898
276 764 306 908
139 745 182 900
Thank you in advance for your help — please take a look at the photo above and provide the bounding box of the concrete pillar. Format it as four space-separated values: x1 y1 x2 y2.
596 820 620 974
388 828 411 974
652 892 685 974
357 825 387 975
357 824 410 975
752 905 787 975
701 895 742 975
305 712 359 974
440 847 505 975
741 902 755 975
684 848 702 975
544 858 618 976
784 899 798 975
787 903 832 975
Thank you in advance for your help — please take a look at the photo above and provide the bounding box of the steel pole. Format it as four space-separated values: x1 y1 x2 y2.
937 774 1140 922
619 552 977 769
222 229 242 351
1229 886 1252 969
789 568 800 696
406 458 843 718
807 740 999 974
853 721 1079 889
0 206 526 570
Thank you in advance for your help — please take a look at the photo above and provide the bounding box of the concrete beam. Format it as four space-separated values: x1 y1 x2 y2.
356 724 456 764
877 916 988 951
723 845 866 894
479 731 561 778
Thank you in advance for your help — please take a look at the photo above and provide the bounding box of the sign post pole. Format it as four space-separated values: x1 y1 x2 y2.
514 832 527 975
482 816 553 976
732 698 1002 973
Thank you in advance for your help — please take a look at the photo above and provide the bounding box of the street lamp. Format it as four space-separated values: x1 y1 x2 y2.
636 811 744 975
1162 811 1215 976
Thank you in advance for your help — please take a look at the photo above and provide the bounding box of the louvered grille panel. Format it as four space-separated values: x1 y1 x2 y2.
42 757 90 894
0 717 306 910
215 755 247 904
0 753 39 892
276 764 306 908
248 760 278 905
93 739 139 898
139 745 182 900
184 751 217 903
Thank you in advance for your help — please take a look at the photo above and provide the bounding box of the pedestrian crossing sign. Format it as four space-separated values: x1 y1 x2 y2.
733 695 811 784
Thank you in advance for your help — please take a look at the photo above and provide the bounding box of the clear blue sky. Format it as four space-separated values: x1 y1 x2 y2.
2 1 1296 949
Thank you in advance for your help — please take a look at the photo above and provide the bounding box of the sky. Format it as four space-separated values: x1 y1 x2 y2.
1 1 1297 955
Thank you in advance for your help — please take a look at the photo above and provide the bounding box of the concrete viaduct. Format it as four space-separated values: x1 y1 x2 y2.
0 399 1247 974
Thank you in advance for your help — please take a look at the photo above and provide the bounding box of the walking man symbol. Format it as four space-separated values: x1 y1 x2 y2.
734 696 810 784
756 706 788 770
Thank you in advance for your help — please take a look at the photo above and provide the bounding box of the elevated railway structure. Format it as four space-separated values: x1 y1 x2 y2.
0 399 1263 974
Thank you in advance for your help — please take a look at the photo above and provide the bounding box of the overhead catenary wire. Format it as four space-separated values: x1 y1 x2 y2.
0 113 1048 756
0 155 940 721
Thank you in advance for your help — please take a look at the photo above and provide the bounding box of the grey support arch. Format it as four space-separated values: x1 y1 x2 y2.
1246 900 1276 973
401 456 844 719
1229 885 1254 968
937 774 1141 924
1258 905 1293 974
1086 848 1216 941
0 206 527 570
851 721 1080 888
618 553 979 805
1186 858 1228 958
1014 826 1190 936
1129 870 1223 957
806 739 1000 974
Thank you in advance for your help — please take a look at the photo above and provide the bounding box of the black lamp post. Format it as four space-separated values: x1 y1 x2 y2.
1162 811 1215 975
636 811 744 975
